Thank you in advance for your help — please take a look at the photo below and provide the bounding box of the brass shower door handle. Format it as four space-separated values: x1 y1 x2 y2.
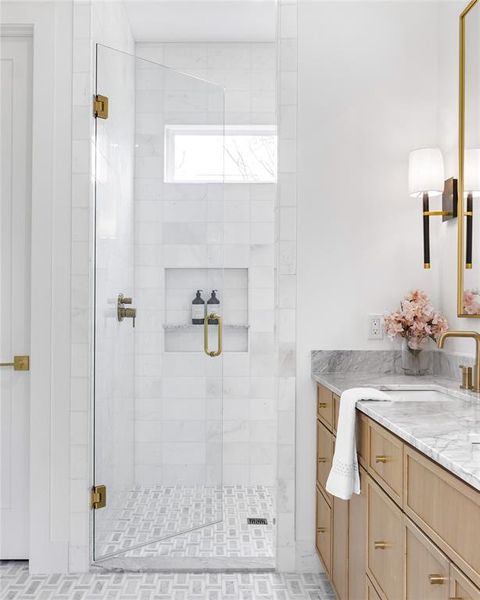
204 313 223 357
0 355 30 371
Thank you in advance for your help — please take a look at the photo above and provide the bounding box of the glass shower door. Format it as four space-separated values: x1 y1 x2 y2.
93 44 225 562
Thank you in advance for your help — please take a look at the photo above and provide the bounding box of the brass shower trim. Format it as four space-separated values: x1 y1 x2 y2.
117 293 137 327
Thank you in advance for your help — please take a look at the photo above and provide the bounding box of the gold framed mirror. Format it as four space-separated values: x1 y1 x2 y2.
458 0 480 316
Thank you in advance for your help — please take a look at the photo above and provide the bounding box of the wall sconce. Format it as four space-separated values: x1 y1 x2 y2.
464 149 480 269
408 148 454 269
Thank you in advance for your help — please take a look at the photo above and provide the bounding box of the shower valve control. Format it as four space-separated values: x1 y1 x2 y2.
117 293 137 327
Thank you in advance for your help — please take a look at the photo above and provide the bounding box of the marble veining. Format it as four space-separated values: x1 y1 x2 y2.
311 349 474 378
311 351 480 492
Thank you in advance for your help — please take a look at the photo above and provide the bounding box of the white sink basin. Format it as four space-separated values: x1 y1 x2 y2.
381 389 454 402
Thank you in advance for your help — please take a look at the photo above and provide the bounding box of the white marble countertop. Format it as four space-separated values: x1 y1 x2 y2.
312 371 480 492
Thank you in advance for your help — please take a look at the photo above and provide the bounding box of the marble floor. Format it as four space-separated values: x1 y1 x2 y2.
0 562 336 599
95 486 275 561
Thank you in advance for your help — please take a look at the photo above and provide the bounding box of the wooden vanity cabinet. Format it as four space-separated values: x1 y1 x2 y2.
367 477 405 600
348 468 367 600
317 419 334 500
405 520 449 600
332 495 349 600
316 484 332 575
315 382 480 600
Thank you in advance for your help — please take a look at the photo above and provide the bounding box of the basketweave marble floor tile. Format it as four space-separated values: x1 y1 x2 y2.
95 486 275 560
0 562 336 600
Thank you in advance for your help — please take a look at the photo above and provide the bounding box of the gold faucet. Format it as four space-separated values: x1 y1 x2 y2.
437 330 480 392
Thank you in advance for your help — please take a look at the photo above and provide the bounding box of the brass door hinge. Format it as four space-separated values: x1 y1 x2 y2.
91 484 106 509
93 94 108 119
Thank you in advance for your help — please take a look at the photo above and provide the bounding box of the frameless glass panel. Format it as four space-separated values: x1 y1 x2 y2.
93 44 225 562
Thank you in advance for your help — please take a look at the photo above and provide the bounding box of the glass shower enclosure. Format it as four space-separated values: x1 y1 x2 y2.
92 44 225 564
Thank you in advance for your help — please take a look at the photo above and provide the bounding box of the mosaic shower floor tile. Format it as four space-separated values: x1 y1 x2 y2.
95 486 275 560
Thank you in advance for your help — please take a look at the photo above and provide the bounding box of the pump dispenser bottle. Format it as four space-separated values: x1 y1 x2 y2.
192 290 205 324
207 290 220 324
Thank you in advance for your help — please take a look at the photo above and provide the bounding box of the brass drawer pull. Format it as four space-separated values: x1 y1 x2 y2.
375 455 390 463
317 527 327 533
317 457 328 463
374 541 390 549
318 402 328 408
429 575 446 585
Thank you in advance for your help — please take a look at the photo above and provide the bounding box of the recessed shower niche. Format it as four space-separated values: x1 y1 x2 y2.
164 267 249 352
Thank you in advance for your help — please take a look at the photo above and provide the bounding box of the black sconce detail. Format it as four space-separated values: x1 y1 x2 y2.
466 192 473 269
421 178 458 270
423 193 431 269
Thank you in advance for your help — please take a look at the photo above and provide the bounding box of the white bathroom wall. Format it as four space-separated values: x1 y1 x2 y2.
133 42 278 488
295 1 446 570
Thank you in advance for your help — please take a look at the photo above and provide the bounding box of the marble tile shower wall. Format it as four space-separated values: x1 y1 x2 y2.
133 42 277 488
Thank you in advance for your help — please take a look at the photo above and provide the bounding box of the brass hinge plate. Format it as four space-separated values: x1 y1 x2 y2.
93 94 108 119
91 484 106 509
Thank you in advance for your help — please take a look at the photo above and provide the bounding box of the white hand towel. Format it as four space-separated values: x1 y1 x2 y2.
326 387 392 500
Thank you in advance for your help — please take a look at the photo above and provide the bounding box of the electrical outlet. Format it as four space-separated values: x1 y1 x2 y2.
368 314 384 340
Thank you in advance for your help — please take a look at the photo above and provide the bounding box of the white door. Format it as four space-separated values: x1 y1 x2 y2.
0 34 32 559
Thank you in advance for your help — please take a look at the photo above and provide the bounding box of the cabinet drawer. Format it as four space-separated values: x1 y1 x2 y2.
317 384 334 431
404 446 480 588
317 420 334 499
367 477 405 600
368 421 403 504
449 565 480 599
316 485 332 575
406 519 450 600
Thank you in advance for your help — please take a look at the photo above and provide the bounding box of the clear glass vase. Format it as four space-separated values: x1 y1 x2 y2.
401 338 431 376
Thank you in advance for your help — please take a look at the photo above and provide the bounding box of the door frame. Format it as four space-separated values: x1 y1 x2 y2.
0 1 73 574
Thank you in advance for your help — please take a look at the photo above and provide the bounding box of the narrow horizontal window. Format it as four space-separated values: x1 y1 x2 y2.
165 124 277 184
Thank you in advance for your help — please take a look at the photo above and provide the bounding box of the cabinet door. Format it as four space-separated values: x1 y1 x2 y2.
367 477 405 600
349 468 367 600
450 565 480 599
368 421 403 505
317 419 334 499
317 384 334 430
333 495 349 600
316 485 332 575
404 446 480 588
406 520 449 600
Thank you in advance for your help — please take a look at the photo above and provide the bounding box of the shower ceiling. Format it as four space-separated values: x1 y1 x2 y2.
122 0 277 42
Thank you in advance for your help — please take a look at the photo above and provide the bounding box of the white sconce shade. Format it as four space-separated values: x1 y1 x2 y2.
408 148 445 198
464 149 480 197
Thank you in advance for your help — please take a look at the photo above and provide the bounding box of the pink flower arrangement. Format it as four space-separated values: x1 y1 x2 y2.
384 290 448 351
464 289 480 315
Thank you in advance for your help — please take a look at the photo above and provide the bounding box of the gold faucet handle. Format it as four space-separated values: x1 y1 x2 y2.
459 365 473 390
